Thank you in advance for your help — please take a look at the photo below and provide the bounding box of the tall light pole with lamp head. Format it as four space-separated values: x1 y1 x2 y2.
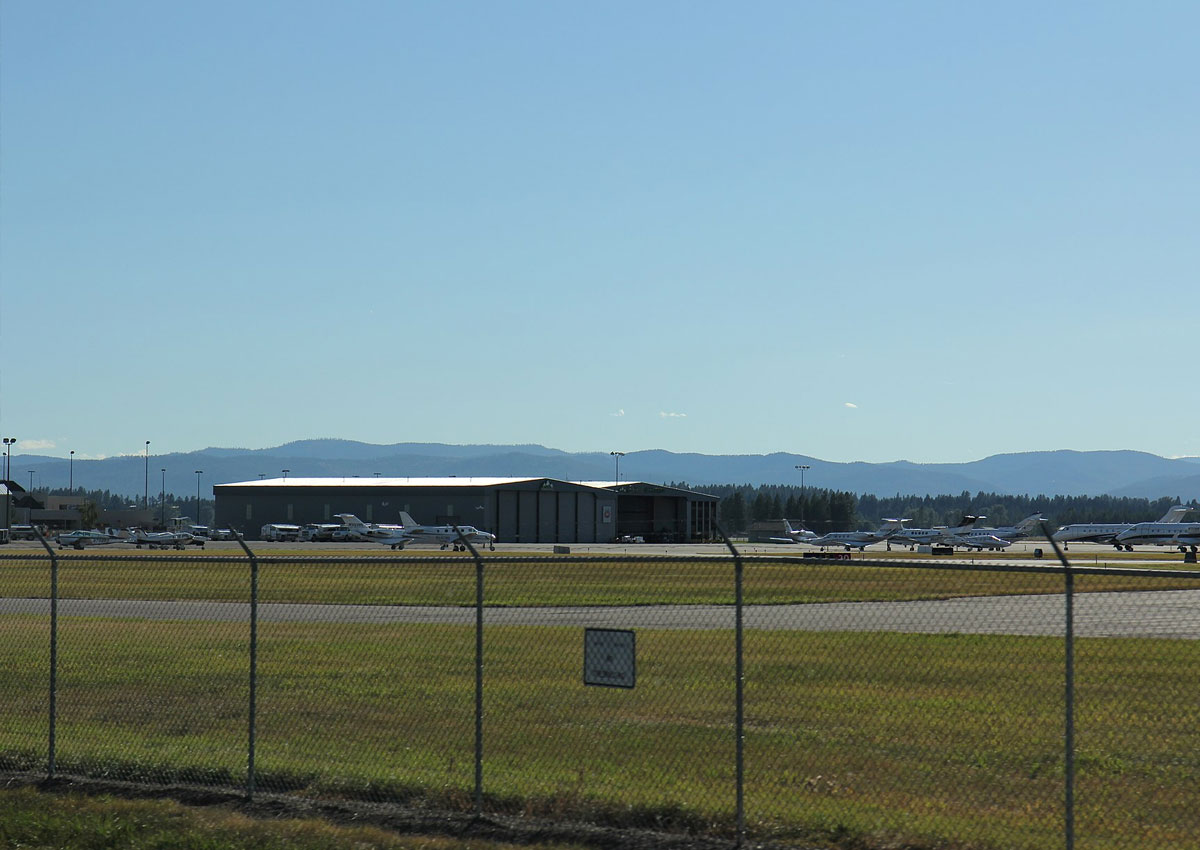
195 470 203 527
610 451 625 486
70 450 75 492
282 469 290 480
795 464 811 526
2 438 14 529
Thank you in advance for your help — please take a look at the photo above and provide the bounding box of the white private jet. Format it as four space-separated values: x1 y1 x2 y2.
800 518 908 551
768 519 820 544
1113 514 1200 552
1052 506 1193 549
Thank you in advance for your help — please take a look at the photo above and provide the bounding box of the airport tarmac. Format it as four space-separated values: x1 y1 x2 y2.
2 537 1195 569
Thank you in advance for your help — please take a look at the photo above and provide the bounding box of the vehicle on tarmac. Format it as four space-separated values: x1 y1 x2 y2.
299 523 340 541
208 528 236 540
10 525 39 541
260 523 302 542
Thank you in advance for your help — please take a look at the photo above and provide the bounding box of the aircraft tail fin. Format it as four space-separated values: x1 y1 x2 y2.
1158 505 1193 523
1016 513 1044 532
399 511 419 528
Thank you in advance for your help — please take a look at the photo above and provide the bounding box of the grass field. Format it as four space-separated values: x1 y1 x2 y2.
2 551 1199 849
0 549 1194 606
0 785 593 850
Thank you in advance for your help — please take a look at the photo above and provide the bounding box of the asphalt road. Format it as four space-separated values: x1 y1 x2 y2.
4 589 1200 639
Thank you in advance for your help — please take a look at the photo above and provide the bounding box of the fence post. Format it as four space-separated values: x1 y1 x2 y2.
454 526 486 817
233 531 259 798
33 528 58 779
1043 523 1075 850
715 524 745 847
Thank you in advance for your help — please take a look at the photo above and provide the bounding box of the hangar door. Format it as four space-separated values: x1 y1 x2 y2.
495 488 603 543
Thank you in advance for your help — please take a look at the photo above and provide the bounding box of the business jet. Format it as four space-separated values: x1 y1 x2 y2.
397 512 497 551
769 519 820 544
800 518 908 551
54 529 127 550
1113 517 1200 552
974 514 1045 541
1052 506 1194 549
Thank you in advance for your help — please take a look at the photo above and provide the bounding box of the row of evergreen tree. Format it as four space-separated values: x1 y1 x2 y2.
678 483 1198 534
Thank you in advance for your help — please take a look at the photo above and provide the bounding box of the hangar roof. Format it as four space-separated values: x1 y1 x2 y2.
217 476 592 489
214 477 716 500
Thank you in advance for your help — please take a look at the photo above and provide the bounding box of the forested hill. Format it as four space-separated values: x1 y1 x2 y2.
10 442 1200 502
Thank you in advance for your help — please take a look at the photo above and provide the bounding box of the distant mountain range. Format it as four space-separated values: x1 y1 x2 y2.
9 441 1200 502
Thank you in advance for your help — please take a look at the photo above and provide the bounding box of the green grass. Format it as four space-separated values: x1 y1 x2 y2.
0 785 592 850
0 550 1194 606
3 613 1198 850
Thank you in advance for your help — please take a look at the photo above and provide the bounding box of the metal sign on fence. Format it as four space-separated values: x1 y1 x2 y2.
584 628 636 688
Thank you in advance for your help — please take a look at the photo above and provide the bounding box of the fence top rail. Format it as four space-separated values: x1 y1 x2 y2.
1 551 1198 581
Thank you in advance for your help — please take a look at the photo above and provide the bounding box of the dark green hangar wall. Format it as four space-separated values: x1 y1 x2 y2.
214 477 718 544
213 478 623 543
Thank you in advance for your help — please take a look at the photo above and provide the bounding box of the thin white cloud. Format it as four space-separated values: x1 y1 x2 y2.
659 411 687 419
610 409 625 417
19 439 56 450
844 402 858 409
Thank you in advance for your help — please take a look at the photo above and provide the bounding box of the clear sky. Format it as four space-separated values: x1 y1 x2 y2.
2 1 1196 464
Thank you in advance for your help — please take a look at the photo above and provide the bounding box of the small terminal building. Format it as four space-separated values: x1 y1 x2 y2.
213 477 719 543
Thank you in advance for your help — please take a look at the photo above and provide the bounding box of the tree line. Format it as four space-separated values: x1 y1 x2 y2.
673 483 1199 535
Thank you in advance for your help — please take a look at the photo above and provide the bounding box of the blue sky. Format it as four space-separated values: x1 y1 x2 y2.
2 1 1196 464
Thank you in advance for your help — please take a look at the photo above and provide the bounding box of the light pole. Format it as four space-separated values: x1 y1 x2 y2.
70 450 75 492
281 468 290 480
795 464 810 526
610 451 625 486
160 468 166 528
27 470 35 523
2 438 14 529
195 470 203 527
144 441 150 509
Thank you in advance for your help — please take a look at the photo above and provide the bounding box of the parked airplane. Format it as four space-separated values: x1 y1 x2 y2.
769 519 820 544
1113 515 1200 552
800 518 908 551
54 529 126 550
397 512 497 551
890 515 981 549
971 513 1045 541
1052 506 1194 549
128 528 203 549
332 513 497 551
331 514 409 547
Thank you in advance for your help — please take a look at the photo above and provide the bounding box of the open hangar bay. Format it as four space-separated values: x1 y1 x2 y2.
213 476 719 543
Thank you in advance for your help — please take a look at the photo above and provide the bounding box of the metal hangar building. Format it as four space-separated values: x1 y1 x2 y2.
213 477 718 543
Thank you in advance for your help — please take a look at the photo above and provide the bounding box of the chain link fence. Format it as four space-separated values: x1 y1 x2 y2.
2 535 1198 849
